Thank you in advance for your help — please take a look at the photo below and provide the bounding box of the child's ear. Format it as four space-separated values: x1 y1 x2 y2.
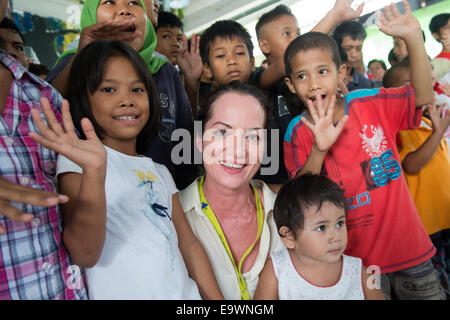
338 64 347 83
203 63 214 81
279 226 297 249
432 32 441 43
258 39 270 56
284 77 296 95
250 57 255 73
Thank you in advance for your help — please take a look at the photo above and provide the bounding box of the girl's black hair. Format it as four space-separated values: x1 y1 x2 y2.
274 174 347 239
68 40 161 154
197 80 269 132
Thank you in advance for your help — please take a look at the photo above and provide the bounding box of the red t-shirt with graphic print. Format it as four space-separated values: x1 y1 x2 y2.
283 85 435 274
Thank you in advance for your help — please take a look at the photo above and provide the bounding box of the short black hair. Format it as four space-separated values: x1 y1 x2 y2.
255 5 295 40
285 32 341 78
199 20 253 66
429 13 450 35
368 59 387 71
68 40 161 154
382 57 410 88
338 44 348 64
155 10 183 32
198 80 269 132
332 21 366 46
274 174 347 238
0 17 25 44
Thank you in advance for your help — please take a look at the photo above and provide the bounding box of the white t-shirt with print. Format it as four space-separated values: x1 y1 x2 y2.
56 146 201 300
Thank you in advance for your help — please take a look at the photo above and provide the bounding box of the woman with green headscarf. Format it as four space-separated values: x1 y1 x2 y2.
47 0 199 191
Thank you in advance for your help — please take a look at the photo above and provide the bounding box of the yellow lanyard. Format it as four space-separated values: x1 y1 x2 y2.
198 176 263 300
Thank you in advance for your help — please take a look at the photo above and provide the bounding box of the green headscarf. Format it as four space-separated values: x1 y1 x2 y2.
57 0 167 74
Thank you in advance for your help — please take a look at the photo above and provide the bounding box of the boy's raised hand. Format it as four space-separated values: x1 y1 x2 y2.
429 102 450 137
177 34 203 83
29 98 106 175
332 0 364 22
301 94 349 153
377 0 421 40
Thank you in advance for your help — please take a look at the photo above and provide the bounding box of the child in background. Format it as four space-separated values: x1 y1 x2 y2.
283 1 446 299
430 13 450 61
384 59 450 297
253 174 385 300
367 59 387 84
29 40 223 300
155 11 183 65
0 17 29 69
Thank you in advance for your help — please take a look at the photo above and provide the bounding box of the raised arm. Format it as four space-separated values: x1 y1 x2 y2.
377 0 433 106
402 102 450 174
29 98 107 267
311 0 364 34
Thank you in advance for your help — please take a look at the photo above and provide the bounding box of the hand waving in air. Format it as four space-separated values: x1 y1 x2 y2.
377 0 421 40
29 98 107 176
301 94 349 153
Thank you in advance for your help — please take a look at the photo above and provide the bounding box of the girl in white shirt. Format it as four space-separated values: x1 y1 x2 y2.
29 40 222 300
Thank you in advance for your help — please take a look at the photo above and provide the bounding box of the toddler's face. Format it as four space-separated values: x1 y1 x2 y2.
204 36 254 87
293 201 347 265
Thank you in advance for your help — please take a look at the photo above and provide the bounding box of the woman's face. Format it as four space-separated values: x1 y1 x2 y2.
96 0 148 52
199 92 266 190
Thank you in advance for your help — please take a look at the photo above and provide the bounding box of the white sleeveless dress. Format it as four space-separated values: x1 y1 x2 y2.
271 248 365 300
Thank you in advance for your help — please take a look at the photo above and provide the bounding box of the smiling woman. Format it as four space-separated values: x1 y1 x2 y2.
179 81 285 300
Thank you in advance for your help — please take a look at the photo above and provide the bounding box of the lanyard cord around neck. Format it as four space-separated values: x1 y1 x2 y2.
198 176 264 300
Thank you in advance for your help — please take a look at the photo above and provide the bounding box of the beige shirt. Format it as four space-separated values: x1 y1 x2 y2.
179 177 285 300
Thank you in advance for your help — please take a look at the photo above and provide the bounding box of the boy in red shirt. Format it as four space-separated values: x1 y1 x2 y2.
283 1 446 299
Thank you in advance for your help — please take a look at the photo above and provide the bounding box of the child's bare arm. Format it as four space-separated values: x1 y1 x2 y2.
361 266 386 300
295 95 348 176
377 0 433 106
258 59 286 89
402 102 450 174
253 258 278 300
29 98 107 267
172 194 224 300
311 0 364 34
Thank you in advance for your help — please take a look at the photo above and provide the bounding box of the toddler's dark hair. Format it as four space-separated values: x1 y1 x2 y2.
274 174 347 238
284 32 341 78
382 57 410 88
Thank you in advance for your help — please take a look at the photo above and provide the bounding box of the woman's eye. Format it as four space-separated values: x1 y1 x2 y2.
316 225 325 232
214 129 226 137
246 134 260 142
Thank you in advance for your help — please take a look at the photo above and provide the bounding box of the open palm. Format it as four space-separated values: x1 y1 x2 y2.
377 0 421 39
301 95 348 152
29 98 106 173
